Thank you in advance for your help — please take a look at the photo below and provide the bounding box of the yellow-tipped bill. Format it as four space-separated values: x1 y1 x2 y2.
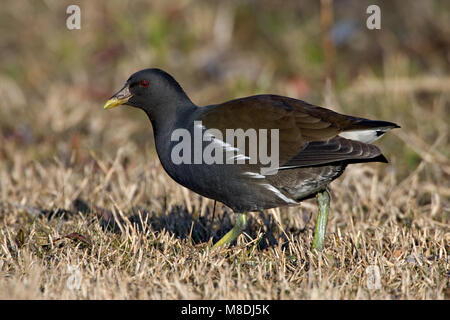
104 97 129 109
104 84 132 109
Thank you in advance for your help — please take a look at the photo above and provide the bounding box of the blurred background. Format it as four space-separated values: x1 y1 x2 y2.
0 0 449 192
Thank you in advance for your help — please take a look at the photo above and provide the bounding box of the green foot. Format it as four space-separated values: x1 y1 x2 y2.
211 213 247 249
312 190 331 251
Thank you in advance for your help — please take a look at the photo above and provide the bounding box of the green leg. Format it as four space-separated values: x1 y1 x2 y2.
312 190 331 251
212 213 247 249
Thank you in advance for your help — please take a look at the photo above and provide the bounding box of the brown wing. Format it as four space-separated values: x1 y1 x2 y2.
202 95 335 165
200 94 393 167
280 136 387 168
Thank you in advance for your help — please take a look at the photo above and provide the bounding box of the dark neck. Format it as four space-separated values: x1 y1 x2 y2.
143 96 196 138
140 72 197 136
143 98 197 175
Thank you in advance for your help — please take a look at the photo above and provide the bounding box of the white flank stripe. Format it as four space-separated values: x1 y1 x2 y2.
196 122 251 162
261 184 297 204
230 154 251 161
220 140 239 153
211 138 239 152
201 125 239 152
243 172 265 179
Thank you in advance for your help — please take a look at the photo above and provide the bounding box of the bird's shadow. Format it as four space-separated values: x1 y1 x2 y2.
128 205 288 249
39 198 310 250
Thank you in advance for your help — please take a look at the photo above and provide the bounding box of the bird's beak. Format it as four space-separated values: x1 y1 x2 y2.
104 83 132 109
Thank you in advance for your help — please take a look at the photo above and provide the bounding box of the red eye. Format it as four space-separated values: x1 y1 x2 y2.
140 80 149 87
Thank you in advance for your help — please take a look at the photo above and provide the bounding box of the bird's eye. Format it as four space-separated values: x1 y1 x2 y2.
140 80 149 88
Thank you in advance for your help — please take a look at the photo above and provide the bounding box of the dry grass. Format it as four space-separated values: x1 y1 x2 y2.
0 0 449 300
0 87 448 299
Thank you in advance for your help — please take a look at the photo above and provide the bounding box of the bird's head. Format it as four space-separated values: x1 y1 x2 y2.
104 68 192 113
